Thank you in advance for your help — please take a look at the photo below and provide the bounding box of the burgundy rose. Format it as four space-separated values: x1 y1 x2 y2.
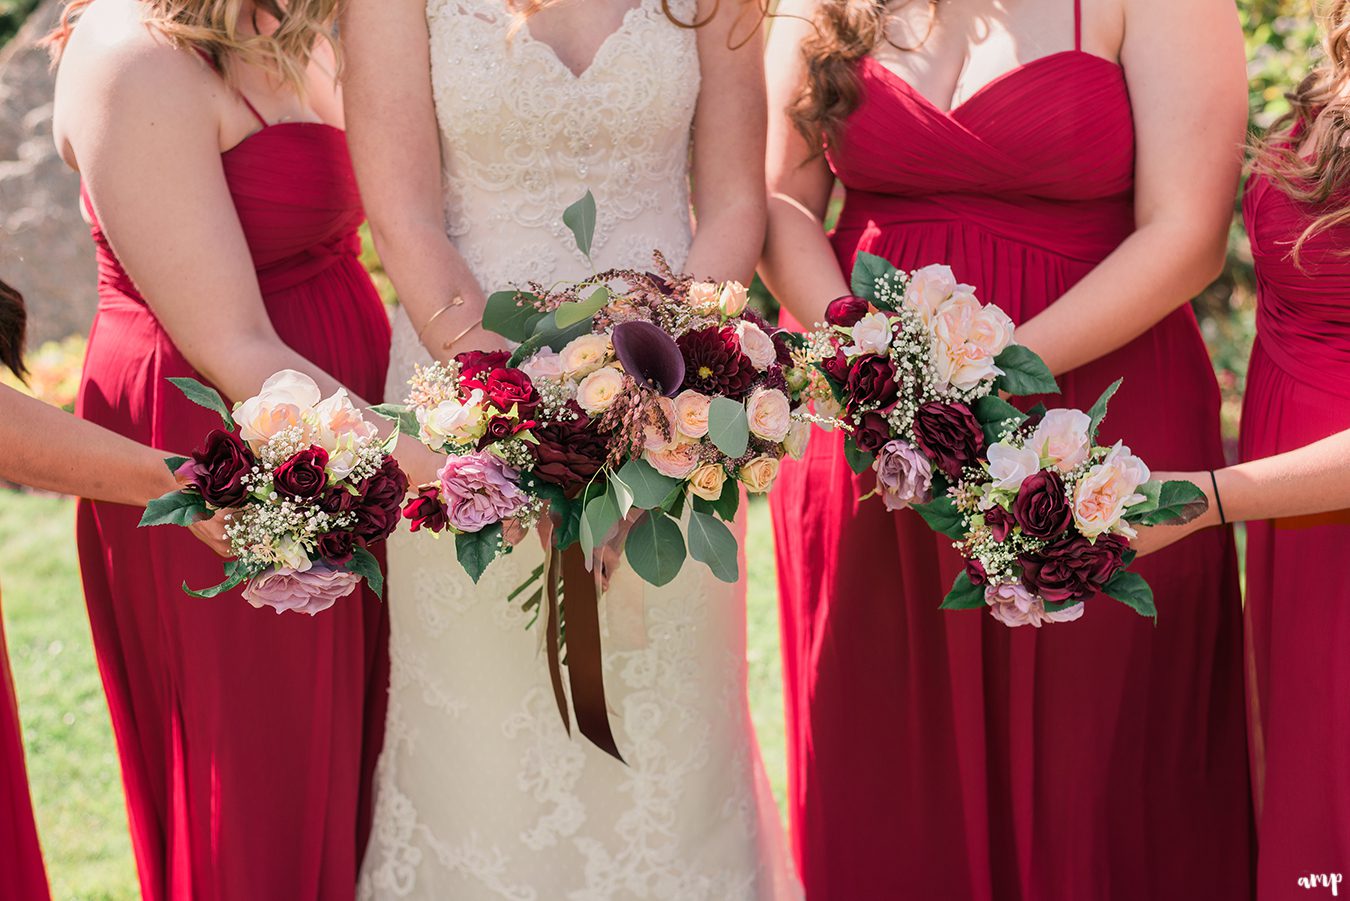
983 504 1014 542
319 485 358 517
316 529 355 566
844 355 900 414
678 325 758 398
359 458 411 514
273 446 330 502
966 558 989 588
477 414 537 450
912 402 985 480
851 411 892 455
482 368 539 415
530 401 609 496
455 349 511 385
352 503 400 545
180 429 255 508
402 487 450 534
826 295 871 327
1010 471 1074 540
821 347 851 385
1019 533 1129 604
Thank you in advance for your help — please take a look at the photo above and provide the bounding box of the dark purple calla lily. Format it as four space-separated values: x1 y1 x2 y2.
611 320 686 397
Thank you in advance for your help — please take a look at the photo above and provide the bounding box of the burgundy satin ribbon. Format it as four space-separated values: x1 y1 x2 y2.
542 545 626 764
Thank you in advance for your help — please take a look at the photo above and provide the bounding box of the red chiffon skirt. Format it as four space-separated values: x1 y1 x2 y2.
1240 339 1350 900
75 256 391 901
772 216 1252 900
0 599 50 900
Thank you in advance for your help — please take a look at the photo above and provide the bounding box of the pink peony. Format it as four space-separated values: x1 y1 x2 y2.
985 581 1085 629
243 562 362 616
438 452 529 533
874 439 933 511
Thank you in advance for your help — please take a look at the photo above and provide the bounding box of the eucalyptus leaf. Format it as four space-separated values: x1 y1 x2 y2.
168 377 235 431
347 545 385 598
614 458 681 510
554 286 609 328
687 511 739 583
940 571 987 611
483 290 546 342
707 397 750 458
563 190 597 258
581 488 622 559
992 345 1059 397
624 510 687 587
692 485 740 522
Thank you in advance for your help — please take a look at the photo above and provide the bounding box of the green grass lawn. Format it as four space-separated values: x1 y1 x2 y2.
0 488 788 898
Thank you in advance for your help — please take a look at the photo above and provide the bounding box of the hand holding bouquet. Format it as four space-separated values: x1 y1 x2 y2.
140 372 406 614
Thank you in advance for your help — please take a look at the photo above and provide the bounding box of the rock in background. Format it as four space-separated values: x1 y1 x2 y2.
0 0 96 348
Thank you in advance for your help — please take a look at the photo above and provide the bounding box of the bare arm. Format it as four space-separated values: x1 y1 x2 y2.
341 0 503 359
682 0 769 285
757 0 849 327
1012 0 1248 375
1133 430 1350 555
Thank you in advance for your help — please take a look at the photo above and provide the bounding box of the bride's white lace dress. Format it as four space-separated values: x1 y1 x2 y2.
357 1 799 898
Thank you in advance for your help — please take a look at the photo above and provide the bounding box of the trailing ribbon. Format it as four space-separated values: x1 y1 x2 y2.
540 543 626 764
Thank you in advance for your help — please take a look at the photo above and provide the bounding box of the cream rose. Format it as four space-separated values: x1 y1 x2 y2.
930 295 1005 392
719 281 751 317
689 463 728 501
1030 409 1092 472
986 441 1041 493
970 305 1015 360
740 456 780 494
646 438 702 479
1072 442 1151 539
419 389 487 446
673 389 712 440
314 389 378 452
577 367 625 415
902 264 960 325
784 416 812 460
559 334 612 379
746 387 792 443
233 369 323 445
735 321 778 370
843 311 895 358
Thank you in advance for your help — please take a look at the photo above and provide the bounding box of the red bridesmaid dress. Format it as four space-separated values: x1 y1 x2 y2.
74 79 391 899
770 4 1252 898
1 596 50 900
1240 170 1350 899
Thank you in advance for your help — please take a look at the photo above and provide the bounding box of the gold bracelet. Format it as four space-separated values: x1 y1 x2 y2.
443 321 482 352
416 295 465 344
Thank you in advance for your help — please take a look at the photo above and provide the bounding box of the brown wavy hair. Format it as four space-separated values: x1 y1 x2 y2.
43 0 338 93
0 279 28 381
789 0 936 151
1252 0 1350 263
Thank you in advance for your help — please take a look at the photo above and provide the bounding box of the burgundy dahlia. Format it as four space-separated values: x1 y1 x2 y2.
273 446 330 502
912 402 985 480
1019 533 1128 604
179 429 255 508
530 401 609 496
1010 471 1074 540
678 325 758 399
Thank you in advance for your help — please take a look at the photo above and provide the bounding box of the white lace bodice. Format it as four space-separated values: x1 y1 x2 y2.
364 3 799 899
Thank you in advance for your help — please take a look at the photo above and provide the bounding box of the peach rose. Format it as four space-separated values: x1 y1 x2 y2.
233 369 323 446
902 264 961 325
314 389 378 453
747 387 792 443
559 334 612 378
1030 409 1092 472
1072 442 1151 539
577 367 625 415
735 321 778 370
930 295 1006 392
740 456 780 493
687 281 722 312
646 438 702 479
673 389 712 440
644 396 679 452
719 281 751 316
689 463 728 501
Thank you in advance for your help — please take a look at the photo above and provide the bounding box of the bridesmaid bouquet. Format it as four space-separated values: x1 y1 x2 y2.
140 372 406 613
935 387 1209 626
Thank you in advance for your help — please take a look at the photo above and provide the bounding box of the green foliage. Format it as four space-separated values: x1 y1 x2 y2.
0 0 41 47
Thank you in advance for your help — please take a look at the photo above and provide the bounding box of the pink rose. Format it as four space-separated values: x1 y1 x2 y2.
930 295 1011 392
438 452 529 533
746 387 792 443
243 562 362 616
874 439 932 511
1030 408 1092 472
735 321 778 370
984 581 1085 629
1071 441 1151 539
646 439 702 479
673 389 712 440
519 348 565 382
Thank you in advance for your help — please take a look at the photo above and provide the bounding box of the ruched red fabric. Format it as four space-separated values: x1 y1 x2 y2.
1240 172 1350 901
75 123 391 901
770 43 1253 901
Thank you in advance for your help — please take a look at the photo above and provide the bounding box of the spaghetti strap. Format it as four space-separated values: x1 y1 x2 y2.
1073 0 1082 51
191 46 268 128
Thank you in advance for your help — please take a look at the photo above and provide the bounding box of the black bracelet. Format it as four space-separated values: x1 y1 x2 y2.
1209 470 1227 525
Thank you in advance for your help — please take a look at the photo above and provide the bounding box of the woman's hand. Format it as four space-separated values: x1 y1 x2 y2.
393 437 446 491
188 509 234 558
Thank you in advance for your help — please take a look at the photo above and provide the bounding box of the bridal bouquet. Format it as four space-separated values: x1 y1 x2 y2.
140 372 405 614
927 385 1208 626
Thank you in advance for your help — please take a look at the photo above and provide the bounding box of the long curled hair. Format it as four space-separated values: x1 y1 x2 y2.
789 0 936 151
1252 0 1350 262
0 279 28 381
43 0 338 93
